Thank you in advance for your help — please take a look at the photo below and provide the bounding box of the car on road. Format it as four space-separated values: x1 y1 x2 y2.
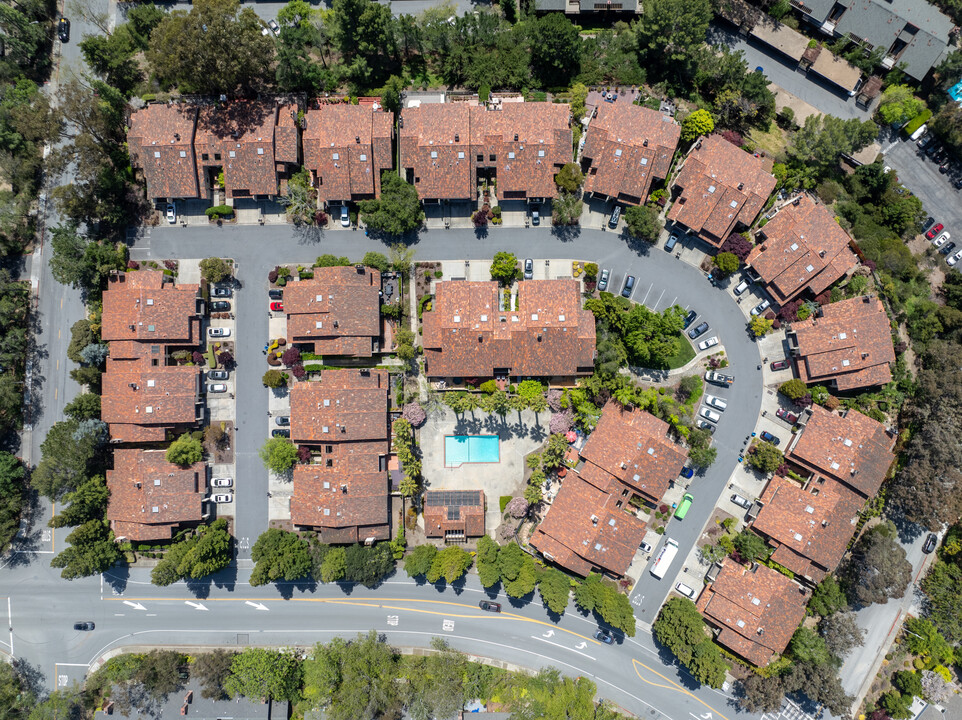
212 493 233 504
209 300 231 312
208 327 231 338
609 205 621 228
770 359 790 371
760 430 780 445
207 370 229 381
731 494 753 509
705 394 727 411
683 309 697 329
531 209 540 226
73 621 94 631
705 371 734 386
940 241 956 256
597 268 610 292
680 466 694 479
275 416 291 426
270 301 284 312
751 299 771 316
947 248 962 267
268 18 280 35
59 17 70 43
269 289 283 300
340 205 350 227
165 203 176 224
699 406 721 424
212 286 232 297
523 258 533 280
595 629 614 644
733 280 749 295
926 222 945 240
923 533 938 554
696 419 716 433
688 322 709 340
479 601 501 612
640 541 653 554
933 232 949 249
776 407 799 424
206 383 228 393
621 275 635 298
211 477 232 488
922 217 936 234
272 429 290 438
675 583 696 599
697 336 719 351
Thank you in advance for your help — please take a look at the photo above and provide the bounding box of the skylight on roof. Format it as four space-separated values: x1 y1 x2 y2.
360 154 367 161
806 264 815 272
751 597 760 605
257 148 264 155
594 543 602 550
831 461 841 470
145 406 153 413
458 152 464 159
736 620 746 628
153 151 160 159
179 150 187 158
708 185 716 193
790 243 799 251
640 158 648 165
508 152 515 159
538 150 545 157
839 332 847 339
430 151 438 159
453 315 461 323
333 152 339 160
558 314 565 321
531 313 538 321
480 314 488 321
730 200 738 208
608 518 616 526
842 359 851 367
615 149 623 157
843 438 853 447
228 151 236 158
794 533 803 541
647 447 654 455
147 380 155 387
805 505 815 514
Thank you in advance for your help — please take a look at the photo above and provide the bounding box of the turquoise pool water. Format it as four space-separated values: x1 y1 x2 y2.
445 435 500 467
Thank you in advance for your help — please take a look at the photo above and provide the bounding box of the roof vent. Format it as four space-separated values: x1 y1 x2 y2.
738 182 744 190
355 136 360 144
455 134 460 142
514 134 519 141
643 139 649 147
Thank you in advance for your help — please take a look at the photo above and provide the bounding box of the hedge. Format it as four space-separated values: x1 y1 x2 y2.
903 109 932 135
205 204 234 219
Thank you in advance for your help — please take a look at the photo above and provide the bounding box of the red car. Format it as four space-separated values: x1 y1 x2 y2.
776 407 799 424
270 301 283 312
770 359 790 371
926 223 944 240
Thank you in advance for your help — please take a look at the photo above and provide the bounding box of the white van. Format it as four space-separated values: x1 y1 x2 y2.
909 124 928 142
675 582 696 599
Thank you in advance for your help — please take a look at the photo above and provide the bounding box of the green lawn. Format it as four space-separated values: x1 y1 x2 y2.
664 337 696 370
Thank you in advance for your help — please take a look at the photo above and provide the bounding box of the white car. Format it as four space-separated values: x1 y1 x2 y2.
212 493 233 504
206 383 227 393
340 205 350 227
705 394 728 411
948 248 962 266
165 203 176 224
933 232 949 249
208 327 231 338
211 477 233 488
697 336 719 351
699 406 721 424
751 299 771 316
268 18 280 35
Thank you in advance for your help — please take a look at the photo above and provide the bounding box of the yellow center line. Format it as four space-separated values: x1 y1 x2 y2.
631 658 732 720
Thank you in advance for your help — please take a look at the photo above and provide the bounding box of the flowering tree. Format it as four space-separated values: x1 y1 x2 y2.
402 402 427 427
506 497 529 519
546 388 563 412
549 410 573 434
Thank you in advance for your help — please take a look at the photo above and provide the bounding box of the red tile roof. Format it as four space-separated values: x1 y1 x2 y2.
696 561 810 666
423 490 486 538
194 101 280 198
668 135 777 248
128 104 199 200
290 369 388 445
399 102 571 202
786 405 895 498
106 449 206 542
101 366 201 443
751 475 864 583
284 266 382 356
530 472 646 578
583 103 681 205
422 279 595 379
746 195 858 304
791 295 895 391
275 103 300 165
102 271 201 344
303 104 394 204
578 402 688 504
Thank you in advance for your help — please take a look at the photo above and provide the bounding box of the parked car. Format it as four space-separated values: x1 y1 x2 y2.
479 601 501 612
776 407 799 424
696 419 716 433
209 300 231 312
704 371 734 386
597 268 610 292
733 280 749 295
523 258 533 280
680 466 694 479
212 286 232 297
206 383 228 393
926 222 945 240
921 217 936 233
933 232 950 249
923 533 938 554
59 17 70 42
941 241 957 256
268 289 283 300
165 203 176 224
531 209 540 226
270 301 284 312
640 541 653 554
665 233 679 252
208 327 231 338
211 477 232 488
274 416 291 426
609 206 621 228
770 359 790 371
705 394 727 411
621 275 635 298
760 430 781 445
595 629 615 644
268 18 280 35
683 310 697 329
918 135 934 150
207 370 229 381
340 205 350 227
675 583 696 599
731 494 753 509
751 299 771 316
697 336 719 351
688 322 709 340
947 248 962 267
699 406 721 424
272 429 290 438
212 493 233 504
73 621 94 631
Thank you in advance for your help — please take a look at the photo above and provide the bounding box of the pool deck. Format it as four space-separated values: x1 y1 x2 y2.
421 407 549 534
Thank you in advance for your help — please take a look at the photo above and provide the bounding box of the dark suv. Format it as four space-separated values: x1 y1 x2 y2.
687 321 709 340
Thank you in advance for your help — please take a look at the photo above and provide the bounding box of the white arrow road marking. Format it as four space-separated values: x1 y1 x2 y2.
123 601 146 611
541 630 555 638
529 635 595 661
575 642 587 649
245 601 269 611
185 601 209 611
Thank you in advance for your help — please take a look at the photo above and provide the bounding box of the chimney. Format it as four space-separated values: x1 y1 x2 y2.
174 133 181 141
643 139 648 147
355 136 360 144
514 134 519 141
737 182 744 190
455 133 460 142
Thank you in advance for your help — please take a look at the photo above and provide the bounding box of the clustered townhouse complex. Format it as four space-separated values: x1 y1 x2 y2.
117 88 899 669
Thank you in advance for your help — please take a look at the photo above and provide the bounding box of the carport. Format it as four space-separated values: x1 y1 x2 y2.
748 20 808 67
808 51 862 97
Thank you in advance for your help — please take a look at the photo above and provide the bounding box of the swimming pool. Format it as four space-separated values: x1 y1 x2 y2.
445 435 500 467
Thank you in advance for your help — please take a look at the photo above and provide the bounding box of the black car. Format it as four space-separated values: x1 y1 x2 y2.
594 629 614 645
923 533 938 554
58 17 70 43
272 429 290 438
73 621 94 631
621 275 635 298
269 289 283 300
209 300 231 312
479 601 501 612
683 310 697 329
940 241 956 256
922 217 936 233
687 321 709 340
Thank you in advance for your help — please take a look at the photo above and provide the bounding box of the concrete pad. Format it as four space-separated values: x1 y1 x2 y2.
177 259 202 286
769 85 823 127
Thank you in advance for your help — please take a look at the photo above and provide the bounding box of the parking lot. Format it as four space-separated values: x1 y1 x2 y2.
204 273 238 515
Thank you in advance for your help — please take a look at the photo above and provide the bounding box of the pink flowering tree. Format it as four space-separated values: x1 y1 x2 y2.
549 409 573 434
506 496 529 519
402 402 427 427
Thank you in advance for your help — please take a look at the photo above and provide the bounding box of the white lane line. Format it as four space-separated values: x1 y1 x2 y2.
652 289 666 310
530 634 596 661
641 283 653 304
6 598 12 657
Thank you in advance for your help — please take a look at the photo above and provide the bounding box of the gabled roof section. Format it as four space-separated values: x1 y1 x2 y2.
583 103 680 205
195 101 279 198
101 366 200 442
275 103 299 165
128 104 199 200
399 103 473 201
101 271 201 344
290 369 388 445
423 489 486 538
747 195 858 304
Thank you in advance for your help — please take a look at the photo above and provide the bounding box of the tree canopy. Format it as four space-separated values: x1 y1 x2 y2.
359 172 424 236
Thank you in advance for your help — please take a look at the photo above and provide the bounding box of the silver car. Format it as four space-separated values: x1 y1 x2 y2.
212 493 233 504
699 406 721 424
697 336 719 351
206 383 227 393
751 299 771 316
705 394 728 411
